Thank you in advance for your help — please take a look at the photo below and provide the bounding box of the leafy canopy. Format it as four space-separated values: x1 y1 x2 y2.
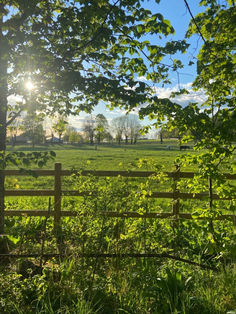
140 0 235 160
1 0 187 120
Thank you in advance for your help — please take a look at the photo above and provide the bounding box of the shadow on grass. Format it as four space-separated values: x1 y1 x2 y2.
7 143 100 152
6 141 192 153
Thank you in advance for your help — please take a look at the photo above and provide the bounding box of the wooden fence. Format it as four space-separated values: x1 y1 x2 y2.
1 162 235 267
3 163 236 232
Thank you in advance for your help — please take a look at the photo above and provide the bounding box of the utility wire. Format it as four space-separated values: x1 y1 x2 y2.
183 0 206 44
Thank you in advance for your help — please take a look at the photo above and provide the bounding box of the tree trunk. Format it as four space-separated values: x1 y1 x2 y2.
160 132 163 144
97 133 101 144
0 16 10 257
0 22 9 254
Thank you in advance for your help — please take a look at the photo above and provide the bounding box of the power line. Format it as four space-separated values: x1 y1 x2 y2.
183 0 206 44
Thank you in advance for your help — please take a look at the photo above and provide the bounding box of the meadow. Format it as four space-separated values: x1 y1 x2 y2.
7 140 187 169
1 140 236 313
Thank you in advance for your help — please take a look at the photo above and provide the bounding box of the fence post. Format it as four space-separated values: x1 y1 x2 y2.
172 164 180 218
54 163 62 239
208 176 219 245
172 164 180 252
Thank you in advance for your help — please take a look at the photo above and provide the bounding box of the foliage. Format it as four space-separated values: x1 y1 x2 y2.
52 116 68 141
82 115 96 144
140 1 235 159
62 126 83 143
0 150 56 171
20 113 45 146
112 114 141 144
95 114 110 144
0 0 186 126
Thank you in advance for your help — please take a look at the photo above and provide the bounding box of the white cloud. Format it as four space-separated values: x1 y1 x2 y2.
7 94 24 105
105 107 126 115
137 76 150 82
153 82 207 107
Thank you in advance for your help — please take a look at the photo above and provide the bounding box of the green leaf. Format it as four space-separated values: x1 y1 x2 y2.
7 235 20 245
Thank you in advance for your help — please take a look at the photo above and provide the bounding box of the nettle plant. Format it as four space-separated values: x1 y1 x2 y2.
64 159 235 265
64 160 168 253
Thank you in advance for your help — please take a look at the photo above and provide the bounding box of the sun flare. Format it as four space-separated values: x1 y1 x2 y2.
25 80 34 91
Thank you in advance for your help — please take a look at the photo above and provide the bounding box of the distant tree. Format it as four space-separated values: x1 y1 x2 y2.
63 126 83 143
114 115 141 144
83 116 95 144
158 129 164 144
104 131 113 143
62 127 72 142
158 127 182 143
95 114 109 144
52 116 68 142
8 125 18 146
21 114 45 147
122 116 130 144
70 131 83 144
128 115 141 144
112 116 124 145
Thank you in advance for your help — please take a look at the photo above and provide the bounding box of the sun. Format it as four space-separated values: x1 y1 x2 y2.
25 80 34 91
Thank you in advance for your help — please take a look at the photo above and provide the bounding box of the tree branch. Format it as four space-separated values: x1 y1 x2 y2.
184 0 206 44
68 0 121 55
6 109 23 127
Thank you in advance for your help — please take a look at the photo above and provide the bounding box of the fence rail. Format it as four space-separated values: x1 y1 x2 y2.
4 169 236 180
3 163 236 231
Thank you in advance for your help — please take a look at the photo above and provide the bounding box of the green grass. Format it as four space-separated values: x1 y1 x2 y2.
7 140 197 171
6 140 184 191
5 140 234 216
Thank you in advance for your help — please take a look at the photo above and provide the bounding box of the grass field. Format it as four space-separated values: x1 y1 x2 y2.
6 139 198 194
7 139 197 171
5 140 235 215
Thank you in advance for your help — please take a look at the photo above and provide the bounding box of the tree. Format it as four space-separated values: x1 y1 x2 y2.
120 116 128 144
112 116 125 145
157 127 182 143
52 116 68 142
8 115 21 146
139 1 235 255
63 126 83 144
69 131 83 144
21 113 45 147
185 0 236 150
140 1 235 156
95 114 109 144
127 114 141 144
158 128 164 144
82 116 96 144
0 0 189 251
113 115 141 144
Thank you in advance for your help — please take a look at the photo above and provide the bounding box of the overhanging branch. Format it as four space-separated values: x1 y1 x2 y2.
6 109 23 127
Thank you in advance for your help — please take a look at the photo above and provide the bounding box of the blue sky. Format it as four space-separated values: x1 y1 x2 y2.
70 0 205 131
